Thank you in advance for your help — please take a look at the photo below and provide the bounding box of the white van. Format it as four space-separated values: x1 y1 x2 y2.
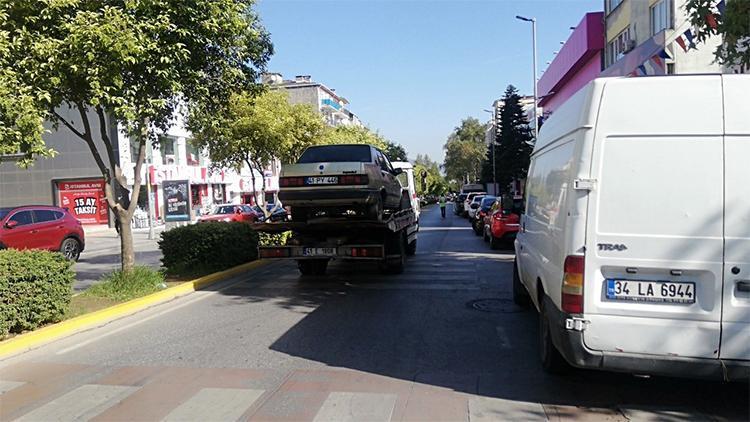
514 75 749 381
392 161 420 221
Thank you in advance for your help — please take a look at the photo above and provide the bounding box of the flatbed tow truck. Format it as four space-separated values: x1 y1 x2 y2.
253 208 418 276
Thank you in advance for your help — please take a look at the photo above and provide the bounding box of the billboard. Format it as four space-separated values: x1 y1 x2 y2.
57 179 109 224
163 180 191 222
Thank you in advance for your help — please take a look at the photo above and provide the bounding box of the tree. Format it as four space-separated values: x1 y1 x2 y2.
383 141 408 162
442 117 486 184
190 90 328 212
492 85 534 193
686 0 750 69
413 154 447 196
0 1 272 271
323 125 388 151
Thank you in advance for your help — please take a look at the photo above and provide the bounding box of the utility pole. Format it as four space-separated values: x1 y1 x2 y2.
516 15 539 140
483 109 497 195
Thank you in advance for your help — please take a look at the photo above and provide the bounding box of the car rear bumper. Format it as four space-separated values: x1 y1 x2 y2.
491 223 519 239
279 188 380 206
546 299 750 382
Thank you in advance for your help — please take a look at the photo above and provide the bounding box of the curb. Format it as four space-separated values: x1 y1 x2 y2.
0 259 269 360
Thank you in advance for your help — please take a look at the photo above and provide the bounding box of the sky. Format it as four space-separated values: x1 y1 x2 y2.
256 0 602 162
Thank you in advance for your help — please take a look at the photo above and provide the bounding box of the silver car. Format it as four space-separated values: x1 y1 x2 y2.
278 144 404 221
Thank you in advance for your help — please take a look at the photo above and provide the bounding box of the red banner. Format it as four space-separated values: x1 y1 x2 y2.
57 179 108 224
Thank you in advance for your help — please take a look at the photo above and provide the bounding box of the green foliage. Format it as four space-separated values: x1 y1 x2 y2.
323 125 389 151
686 0 750 69
413 154 448 196
442 117 487 183
159 222 259 275
0 249 74 337
84 266 165 302
486 85 534 193
383 141 408 161
258 231 292 247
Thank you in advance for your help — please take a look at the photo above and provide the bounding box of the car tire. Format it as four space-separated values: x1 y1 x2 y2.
490 235 502 250
380 230 406 274
291 207 307 222
473 221 482 236
406 239 417 256
298 259 328 276
539 297 569 374
60 237 81 261
483 227 490 242
367 199 384 221
513 258 531 308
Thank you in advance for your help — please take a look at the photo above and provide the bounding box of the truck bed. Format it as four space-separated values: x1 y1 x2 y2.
251 209 417 234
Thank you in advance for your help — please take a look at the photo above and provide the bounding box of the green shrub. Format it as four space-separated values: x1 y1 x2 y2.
159 222 259 276
84 266 166 302
258 231 291 247
0 249 74 337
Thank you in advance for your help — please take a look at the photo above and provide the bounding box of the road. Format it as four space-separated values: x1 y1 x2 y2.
1 206 747 421
74 228 163 291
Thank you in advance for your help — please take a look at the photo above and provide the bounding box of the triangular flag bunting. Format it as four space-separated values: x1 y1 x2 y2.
675 36 688 52
717 0 726 15
651 55 665 71
706 13 718 29
657 49 671 60
684 29 697 49
638 64 648 76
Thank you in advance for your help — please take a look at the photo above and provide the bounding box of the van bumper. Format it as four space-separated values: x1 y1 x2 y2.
546 303 750 382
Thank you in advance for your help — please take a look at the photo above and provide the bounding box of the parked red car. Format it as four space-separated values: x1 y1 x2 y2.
198 204 260 223
482 200 520 249
0 205 85 261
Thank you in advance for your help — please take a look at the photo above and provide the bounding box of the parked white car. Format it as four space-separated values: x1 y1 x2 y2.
514 75 749 381
392 161 420 222
462 192 486 217
466 194 485 220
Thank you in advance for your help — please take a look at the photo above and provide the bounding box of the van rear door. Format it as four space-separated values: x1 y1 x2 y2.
583 76 725 359
719 75 750 361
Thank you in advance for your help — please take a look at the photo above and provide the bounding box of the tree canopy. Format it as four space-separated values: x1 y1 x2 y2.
414 154 448 196
686 0 750 69
442 117 486 184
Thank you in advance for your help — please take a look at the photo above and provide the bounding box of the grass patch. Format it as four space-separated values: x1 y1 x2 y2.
82 266 167 302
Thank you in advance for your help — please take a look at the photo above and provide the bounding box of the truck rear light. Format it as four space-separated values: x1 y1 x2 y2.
349 246 382 257
562 255 584 314
339 175 369 185
280 177 305 187
260 248 291 258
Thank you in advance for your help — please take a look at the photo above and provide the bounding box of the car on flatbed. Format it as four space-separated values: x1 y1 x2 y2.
278 144 405 221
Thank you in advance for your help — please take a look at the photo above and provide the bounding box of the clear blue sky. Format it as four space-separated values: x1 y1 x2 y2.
257 0 602 162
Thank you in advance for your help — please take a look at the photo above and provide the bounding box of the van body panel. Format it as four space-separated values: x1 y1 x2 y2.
720 76 750 361
582 77 725 359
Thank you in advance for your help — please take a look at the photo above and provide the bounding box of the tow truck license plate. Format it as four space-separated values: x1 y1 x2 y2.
306 176 338 185
606 280 695 304
302 247 336 257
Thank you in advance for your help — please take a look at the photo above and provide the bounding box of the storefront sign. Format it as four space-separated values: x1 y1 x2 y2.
163 179 191 221
57 179 109 225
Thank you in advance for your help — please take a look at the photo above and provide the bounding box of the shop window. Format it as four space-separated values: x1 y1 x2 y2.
650 0 672 35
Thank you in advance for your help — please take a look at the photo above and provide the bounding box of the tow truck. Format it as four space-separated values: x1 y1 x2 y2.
254 207 418 276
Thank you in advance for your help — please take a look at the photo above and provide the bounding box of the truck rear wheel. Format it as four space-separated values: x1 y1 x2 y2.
367 199 383 221
406 239 417 256
298 259 328 276
380 230 406 274
291 207 308 222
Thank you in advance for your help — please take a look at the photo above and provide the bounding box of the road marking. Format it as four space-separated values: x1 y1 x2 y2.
15 384 137 421
256 281 480 291
162 388 265 422
469 396 547 421
495 326 511 349
0 380 25 394
313 392 397 422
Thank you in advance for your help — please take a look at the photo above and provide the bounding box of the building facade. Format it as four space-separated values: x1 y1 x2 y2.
538 12 605 117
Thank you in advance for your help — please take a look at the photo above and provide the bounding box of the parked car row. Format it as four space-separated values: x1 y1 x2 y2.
456 193 520 250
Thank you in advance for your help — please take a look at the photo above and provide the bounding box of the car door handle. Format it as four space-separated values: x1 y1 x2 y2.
30 230 38 234
737 280 750 292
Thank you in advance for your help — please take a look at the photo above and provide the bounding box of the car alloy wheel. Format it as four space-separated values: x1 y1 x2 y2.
61 238 81 261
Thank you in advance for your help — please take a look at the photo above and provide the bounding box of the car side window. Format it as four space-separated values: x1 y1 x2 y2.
375 151 388 172
34 210 59 223
381 153 395 173
9 210 34 226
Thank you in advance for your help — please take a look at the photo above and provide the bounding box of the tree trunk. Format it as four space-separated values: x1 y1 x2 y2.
119 210 135 271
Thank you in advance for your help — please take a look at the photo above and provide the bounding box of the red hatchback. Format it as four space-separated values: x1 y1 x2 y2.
482 200 520 250
0 205 86 261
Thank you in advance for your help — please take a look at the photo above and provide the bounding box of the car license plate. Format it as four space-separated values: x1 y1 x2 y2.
302 247 336 257
305 176 338 185
606 279 695 304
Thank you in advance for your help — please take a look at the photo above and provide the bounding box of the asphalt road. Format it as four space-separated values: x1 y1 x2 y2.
2 206 748 421
74 228 163 291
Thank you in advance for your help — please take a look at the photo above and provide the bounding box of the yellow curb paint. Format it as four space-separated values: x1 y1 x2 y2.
0 259 269 360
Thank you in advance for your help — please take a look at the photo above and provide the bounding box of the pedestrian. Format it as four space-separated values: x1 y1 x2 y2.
439 194 447 218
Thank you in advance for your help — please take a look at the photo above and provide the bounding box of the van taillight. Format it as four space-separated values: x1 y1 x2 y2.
562 255 584 314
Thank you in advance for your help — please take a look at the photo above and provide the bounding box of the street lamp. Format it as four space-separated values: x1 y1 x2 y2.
483 109 497 195
515 15 539 141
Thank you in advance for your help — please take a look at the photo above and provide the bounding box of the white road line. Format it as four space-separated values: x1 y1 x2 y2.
0 380 25 394
313 392 397 422
495 326 511 349
162 388 265 422
15 384 137 421
469 396 547 422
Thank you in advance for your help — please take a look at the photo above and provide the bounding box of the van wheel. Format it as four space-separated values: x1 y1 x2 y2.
60 237 81 261
512 258 531 307
298 259 328 276
539 297 569 374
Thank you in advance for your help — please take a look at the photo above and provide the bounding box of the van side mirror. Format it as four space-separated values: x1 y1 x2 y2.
392 168 403 176
4 220 18 229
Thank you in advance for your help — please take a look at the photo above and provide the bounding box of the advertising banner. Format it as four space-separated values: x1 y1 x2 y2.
57 179 109 225
163 179 191 222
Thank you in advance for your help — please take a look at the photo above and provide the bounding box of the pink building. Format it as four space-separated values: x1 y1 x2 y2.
537 12 604 117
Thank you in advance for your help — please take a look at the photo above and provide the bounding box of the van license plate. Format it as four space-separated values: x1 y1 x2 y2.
606 280 695 304
306 176 338 185
302 247 336 257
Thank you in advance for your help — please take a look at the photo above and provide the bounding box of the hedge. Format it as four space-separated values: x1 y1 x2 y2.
0 249 74 337
159 222 260 275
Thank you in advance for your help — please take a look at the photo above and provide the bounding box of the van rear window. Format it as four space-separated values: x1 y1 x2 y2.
298 145 372 163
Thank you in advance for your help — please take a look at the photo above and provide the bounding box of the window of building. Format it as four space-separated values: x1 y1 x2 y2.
607 0 624 14
650 0 672 35
606 28 631 66
159 136 176 165
185 142 200 166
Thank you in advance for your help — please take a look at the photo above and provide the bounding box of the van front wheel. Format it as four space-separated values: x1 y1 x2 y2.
539 298 569 374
